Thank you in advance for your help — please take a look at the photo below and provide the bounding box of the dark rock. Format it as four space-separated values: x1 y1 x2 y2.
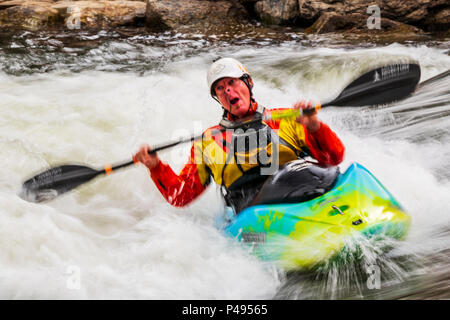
254 0 298 25
0 0 447 34
297 0 347 24
256 0 449 32
423 7 449 32
0 0 147 30
304 11 424 35
0 2 61 30
145 0 249 31
52 1 146 29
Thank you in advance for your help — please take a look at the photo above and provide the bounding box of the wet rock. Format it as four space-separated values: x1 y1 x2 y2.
0 0 146 30
304 12 360 34
423 7 450 32
255 0 449 32
0 0 54 9
145 0 249 31
381 0 447 25
297 0 347 24
0 0 447 34
304 12 423 35
0 2 61 30
52 1 146 29
254 0 298 25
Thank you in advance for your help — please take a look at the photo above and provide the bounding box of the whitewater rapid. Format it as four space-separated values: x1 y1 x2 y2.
0 33 449 299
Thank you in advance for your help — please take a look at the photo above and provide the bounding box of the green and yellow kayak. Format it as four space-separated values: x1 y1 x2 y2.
219 162 410 270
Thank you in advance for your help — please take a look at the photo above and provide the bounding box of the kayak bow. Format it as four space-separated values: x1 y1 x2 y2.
219 162 410 270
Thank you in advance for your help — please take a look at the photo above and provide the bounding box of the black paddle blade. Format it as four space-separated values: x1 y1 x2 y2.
327 63 421 107
20 165 101 203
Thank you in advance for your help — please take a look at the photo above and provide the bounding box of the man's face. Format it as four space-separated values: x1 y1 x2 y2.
214 77 253 117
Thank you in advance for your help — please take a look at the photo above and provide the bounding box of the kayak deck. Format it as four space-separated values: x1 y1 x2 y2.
220 163 410 270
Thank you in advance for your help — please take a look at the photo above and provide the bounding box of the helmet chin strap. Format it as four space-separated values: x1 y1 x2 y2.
241 76 256 117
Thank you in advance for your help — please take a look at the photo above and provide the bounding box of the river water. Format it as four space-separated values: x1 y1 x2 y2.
0 28 449 299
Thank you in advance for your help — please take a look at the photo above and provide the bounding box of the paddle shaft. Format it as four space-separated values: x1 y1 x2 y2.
21 62 422 203
417 68 450 89
105 63 423 174
108 134 204 172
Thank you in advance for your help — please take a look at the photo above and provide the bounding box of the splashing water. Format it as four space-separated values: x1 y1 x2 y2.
0 29 449 299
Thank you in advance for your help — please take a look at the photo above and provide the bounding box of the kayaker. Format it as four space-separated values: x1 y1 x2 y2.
133 57 345 213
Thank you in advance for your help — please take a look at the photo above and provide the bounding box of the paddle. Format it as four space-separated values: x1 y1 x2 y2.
20 62 421 203
417 68 450 89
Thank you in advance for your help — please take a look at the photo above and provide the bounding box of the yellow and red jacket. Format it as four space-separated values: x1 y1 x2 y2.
149 107 345 207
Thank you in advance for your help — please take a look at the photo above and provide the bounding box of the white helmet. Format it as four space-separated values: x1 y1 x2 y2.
207 57 251 98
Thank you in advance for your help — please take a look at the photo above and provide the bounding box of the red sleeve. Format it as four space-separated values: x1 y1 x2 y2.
305 122 345 166
149 157 208 208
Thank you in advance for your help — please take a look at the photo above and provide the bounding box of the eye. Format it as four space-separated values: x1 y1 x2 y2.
215 85 224 92
228 79 234 85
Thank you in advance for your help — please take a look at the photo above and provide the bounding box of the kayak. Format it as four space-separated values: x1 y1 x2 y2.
216 162 411 270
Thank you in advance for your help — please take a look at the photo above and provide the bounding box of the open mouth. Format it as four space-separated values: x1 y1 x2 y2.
230 98 239 105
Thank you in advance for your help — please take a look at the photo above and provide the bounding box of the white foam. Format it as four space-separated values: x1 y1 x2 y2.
0 42 448 298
